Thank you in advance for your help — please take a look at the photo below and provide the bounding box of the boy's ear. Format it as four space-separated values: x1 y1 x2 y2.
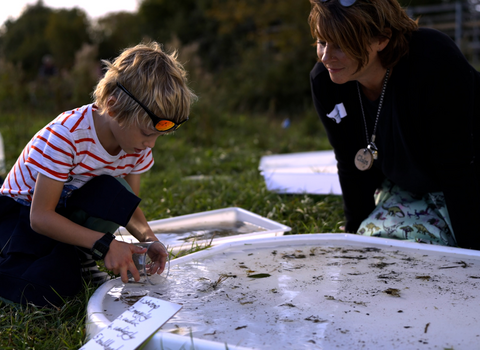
106 96 117 117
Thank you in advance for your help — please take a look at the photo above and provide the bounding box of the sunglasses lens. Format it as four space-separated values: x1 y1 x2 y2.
155 120 176 131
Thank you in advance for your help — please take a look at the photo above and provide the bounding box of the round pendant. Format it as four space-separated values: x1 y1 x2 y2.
354 148 373 171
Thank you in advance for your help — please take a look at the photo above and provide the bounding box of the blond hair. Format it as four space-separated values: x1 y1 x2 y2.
93 42 197 128
309 0 418 71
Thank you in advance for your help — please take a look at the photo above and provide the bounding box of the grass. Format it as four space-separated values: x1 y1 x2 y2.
0 105 345 349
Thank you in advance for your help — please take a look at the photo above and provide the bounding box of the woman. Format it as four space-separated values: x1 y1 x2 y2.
309 0 480 249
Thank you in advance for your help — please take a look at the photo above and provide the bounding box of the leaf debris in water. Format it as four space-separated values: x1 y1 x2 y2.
439 261 469 269
370 262 395 269
305 315 328 323
282 253 306 259
120 293 148 306
204 331 216 336
415 275 431 280
280 303 296 308
424 322 430 333
247 273 271 279
383 288 401 297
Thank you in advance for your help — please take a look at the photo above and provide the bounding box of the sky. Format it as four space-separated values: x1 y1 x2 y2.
1 0 140 27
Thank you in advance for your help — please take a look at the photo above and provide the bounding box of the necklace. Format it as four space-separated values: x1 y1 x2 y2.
354 68 390 171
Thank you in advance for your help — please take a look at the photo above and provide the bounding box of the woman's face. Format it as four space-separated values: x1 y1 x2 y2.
317 37 386 85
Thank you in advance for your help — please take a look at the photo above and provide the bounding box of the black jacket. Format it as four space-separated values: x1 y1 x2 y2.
311 28 480 249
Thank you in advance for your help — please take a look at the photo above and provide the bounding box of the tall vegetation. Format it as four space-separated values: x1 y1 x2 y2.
0 0 468 116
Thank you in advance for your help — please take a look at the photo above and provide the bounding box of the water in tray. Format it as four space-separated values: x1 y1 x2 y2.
153 220 267 247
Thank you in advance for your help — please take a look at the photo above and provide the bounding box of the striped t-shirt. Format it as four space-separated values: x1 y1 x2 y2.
0 104 154 206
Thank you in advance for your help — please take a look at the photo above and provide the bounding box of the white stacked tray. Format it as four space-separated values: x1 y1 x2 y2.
115 207 291 253
259 150 341 195
87 234 480 350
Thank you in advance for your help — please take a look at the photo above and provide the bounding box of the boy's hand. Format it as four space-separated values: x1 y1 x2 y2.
145 241 168 276
103 240 147 283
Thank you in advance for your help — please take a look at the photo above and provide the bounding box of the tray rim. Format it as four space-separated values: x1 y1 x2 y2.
87 233 480 348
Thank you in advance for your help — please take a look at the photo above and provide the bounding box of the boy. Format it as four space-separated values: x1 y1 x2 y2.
0 42 196 307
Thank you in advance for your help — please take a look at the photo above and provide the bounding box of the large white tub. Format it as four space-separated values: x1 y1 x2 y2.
87 234 480 349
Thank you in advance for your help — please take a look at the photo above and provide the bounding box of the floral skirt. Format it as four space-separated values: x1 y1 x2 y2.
357 180 457 247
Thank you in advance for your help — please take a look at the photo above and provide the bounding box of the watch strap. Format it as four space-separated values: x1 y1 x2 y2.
91 232 115 260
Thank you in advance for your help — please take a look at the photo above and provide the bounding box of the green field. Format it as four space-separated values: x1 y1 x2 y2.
0 107 344 349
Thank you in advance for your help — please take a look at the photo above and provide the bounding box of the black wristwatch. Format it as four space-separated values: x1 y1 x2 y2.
91 232 116 260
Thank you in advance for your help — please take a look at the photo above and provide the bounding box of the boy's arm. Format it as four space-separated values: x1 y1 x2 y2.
30 173 145 283
123 173 158 242
124 173 167 275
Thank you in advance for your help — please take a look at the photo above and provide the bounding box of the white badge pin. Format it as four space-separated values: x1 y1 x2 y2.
327 103 347 124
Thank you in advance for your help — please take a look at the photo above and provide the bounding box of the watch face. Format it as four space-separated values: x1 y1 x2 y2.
92 247 105 260
91 233 115 260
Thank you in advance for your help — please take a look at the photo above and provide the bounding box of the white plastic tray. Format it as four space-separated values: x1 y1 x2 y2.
115 207 291 253
259 150 341 195
87 234 480 349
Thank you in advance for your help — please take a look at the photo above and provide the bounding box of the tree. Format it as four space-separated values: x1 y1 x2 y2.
137 0 212 44
0 1 53 78
45 8 91 70
0 1 91 78
202 0 316 114
93 11 144 61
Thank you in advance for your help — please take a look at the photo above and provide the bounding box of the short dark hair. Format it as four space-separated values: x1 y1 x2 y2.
309 0 418 71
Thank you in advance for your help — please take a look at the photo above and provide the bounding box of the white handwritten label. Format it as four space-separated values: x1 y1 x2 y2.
81 296 182 350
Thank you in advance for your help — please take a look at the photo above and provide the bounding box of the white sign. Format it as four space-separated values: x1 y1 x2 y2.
81 296 182 350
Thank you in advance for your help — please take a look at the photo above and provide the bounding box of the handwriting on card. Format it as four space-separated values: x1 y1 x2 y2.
81 296 182 350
